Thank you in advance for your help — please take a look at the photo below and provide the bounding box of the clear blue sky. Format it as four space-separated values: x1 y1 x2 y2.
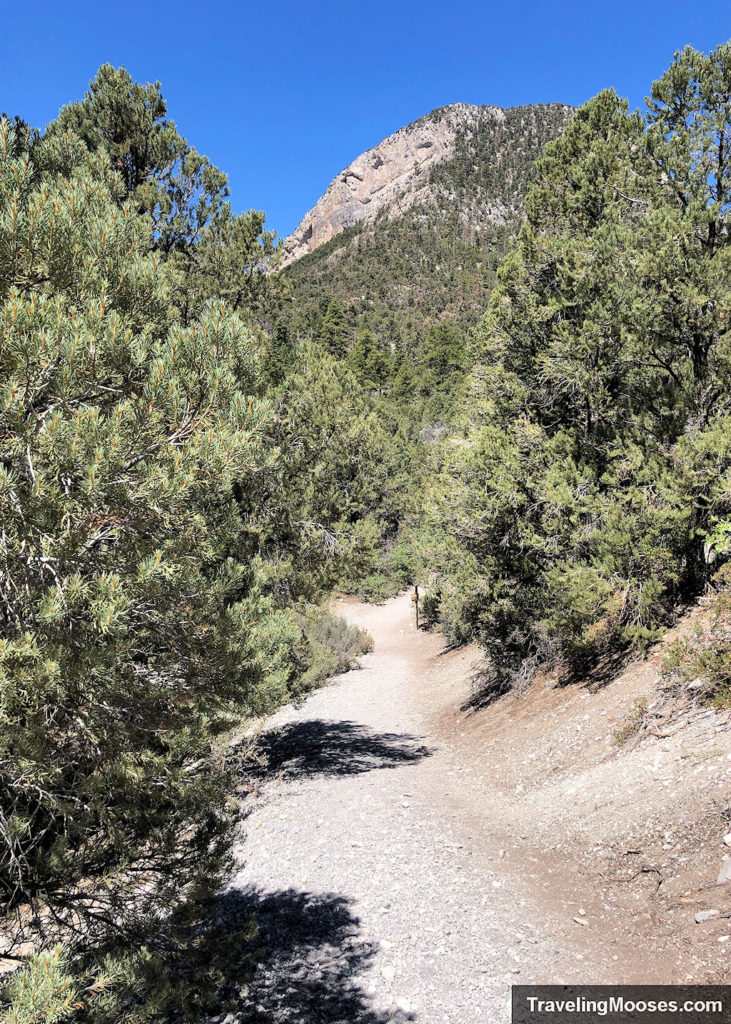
2 1 729 239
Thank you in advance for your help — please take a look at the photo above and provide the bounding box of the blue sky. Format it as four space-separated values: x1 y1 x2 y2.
2 1 729 239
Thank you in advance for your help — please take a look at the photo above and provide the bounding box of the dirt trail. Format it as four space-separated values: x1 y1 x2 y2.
215 593 731 1024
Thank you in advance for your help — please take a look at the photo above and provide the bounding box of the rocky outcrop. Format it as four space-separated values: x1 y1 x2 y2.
282 104 506 265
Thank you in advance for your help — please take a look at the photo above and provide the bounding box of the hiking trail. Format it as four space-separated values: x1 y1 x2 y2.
216 593 731 1023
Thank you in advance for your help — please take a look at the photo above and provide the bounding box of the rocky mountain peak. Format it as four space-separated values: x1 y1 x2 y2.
282 103 510 265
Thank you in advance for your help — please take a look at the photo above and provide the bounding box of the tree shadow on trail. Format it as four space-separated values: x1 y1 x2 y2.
226 885 409 1024
121 885 412 1023
460 664 512 717
460 643 636 716
242 719 433 782
555 646 632 691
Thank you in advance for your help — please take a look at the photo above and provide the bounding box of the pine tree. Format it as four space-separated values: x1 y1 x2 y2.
0 68 426 1018
349 327 391 391
391 351 416 402
419 52 731 684
265 320 294 387
236 341 404 600
349 326 377 382
0 117 279 926
49 65 280 324
420 322 465 393
319 298 349 358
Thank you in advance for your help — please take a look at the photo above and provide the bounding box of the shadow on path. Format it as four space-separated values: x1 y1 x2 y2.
460 665 511 716
229 886 409 1023
243 719 433 781
135 886 411 1023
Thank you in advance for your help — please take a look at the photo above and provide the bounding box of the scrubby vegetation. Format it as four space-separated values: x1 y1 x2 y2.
613 699 650 747
663 568 731 709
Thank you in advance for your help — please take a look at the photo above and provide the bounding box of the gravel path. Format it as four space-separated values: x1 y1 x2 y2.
210 595 644 1024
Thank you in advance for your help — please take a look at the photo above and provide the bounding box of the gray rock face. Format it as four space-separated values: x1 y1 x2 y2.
282 104 501 265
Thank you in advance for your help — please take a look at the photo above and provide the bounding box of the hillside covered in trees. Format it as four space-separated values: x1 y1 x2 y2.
283 102 573 351
3 38 731 1022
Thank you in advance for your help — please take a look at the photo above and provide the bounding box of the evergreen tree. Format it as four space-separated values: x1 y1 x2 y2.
369 344 392 393
50 64 219 237
265 320 294 387
419 49 731 684
350 326 377 382
420 322 466 392
0 68 417 1018
391 351 417 402
319 298 349 358
0 117 283 928
49 65 280 324
236 342 405 601
349 327 391 391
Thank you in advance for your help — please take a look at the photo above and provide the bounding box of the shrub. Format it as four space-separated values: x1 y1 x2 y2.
0 119 277 932
662 567 731 709
613 698 649 747
293 606 372 694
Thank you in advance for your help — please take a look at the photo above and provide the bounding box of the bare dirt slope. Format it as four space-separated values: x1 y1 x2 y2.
215 594 731 1024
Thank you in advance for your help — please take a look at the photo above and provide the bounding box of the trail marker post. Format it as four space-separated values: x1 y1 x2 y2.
412 585 419 629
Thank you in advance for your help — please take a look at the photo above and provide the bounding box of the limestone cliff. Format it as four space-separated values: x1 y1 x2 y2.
282 101 574 335
282 102 572 265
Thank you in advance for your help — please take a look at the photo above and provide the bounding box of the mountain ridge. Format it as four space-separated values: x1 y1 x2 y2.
282 101 573 266
281 101 574 348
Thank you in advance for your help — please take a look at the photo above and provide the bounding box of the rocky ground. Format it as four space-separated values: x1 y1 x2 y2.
207 594 731 1024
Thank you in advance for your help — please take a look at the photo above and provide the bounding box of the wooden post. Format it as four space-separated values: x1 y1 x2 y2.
412 585 419 630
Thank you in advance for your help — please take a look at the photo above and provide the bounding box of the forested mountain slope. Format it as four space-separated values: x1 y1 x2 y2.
282 102 572 346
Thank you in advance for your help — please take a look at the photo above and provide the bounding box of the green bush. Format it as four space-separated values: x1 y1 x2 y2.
294 606 372 693
613 698 649 747
0 117 283 930
662 567 731 709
